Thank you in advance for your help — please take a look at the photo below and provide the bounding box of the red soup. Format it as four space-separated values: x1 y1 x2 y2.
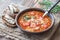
18 11 52 32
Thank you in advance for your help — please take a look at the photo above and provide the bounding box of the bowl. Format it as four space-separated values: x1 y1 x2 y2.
16 8 54 33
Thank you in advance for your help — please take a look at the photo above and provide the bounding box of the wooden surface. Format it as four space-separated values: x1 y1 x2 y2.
0 0 60 40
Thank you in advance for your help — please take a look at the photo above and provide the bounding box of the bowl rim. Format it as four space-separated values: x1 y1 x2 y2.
15 8 55 33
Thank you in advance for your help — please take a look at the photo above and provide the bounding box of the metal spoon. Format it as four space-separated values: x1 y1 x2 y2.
42 0 60 17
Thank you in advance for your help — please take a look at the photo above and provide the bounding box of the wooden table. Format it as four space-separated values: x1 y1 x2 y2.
0 0 60 40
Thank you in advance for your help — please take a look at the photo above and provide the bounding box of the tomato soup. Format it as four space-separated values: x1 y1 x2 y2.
18 11 52 32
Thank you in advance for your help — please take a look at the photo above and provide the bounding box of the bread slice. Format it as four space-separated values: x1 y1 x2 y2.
2 15 16 28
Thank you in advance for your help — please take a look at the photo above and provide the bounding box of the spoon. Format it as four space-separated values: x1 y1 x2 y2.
42 0 60 17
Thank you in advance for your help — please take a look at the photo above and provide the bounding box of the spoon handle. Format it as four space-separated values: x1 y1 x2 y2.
43 0 60 17
48 0 60 13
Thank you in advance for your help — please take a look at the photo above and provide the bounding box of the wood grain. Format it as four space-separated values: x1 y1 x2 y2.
0 0 60 40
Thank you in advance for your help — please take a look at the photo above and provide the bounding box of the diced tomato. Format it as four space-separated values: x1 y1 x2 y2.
30 22 36 28
25 22 30 26
29 11 35 15
22 23 26 27
39 17 43 20
43 25 48 29
19 20 23 25
20 21 30 27
21 23 29 27
47 23 51 26
36 14 42 19
36 22 41 26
